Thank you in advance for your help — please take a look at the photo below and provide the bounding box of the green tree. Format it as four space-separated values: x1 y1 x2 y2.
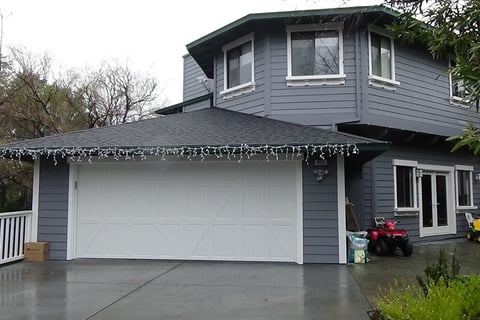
385 0 480 153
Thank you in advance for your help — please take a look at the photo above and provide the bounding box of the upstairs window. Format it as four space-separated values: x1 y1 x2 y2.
221 33 255 99
227 42 252 88
368 26 400 90
286 23 345 86
393 160 418 211
455 165 474 208
449 60 470 107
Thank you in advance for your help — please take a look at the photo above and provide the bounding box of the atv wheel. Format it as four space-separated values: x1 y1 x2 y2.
375 239 388 256
466 230 474 241
402 242 413 257
476 235 480 243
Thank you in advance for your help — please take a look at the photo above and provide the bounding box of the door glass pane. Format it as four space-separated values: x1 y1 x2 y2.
436 175 448 226
422 174 433 228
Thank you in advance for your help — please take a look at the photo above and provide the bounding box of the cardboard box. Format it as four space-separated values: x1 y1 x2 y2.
24 242 49 262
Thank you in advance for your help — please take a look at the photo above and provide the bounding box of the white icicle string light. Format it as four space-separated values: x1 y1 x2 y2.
0 143 360 165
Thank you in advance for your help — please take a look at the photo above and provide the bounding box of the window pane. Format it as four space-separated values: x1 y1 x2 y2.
239 42 252 85
291 30 339 76
380 36 391 79
371 32 392 79
458 171 471 206
227 41 252 89
292 32 315 76
314 31 339 75
396 166 414 207
452 78 466 98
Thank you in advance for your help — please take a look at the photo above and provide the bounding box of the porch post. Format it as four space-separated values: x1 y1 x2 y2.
31 158 40 242
337 155 347 264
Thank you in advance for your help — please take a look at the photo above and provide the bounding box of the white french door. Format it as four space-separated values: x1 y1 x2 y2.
419 169 455 236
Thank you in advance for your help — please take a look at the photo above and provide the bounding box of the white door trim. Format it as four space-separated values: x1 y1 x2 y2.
66 164 78 260
418 164 456 237
337 155 347 264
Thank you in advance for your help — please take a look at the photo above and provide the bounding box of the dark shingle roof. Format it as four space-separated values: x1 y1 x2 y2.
0 108 383 151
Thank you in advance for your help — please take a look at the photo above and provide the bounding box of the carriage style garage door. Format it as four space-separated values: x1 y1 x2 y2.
74 160 301 262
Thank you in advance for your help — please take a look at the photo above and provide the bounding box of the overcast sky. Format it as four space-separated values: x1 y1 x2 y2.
1 0 380 105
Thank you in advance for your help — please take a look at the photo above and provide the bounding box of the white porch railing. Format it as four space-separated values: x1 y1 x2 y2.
0 210 32 265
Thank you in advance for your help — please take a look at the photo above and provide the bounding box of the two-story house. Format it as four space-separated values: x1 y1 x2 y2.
164 5 480 243
1 5 477 265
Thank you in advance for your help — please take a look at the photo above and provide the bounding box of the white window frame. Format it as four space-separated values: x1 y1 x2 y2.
286 23 346 87
220 33 255 99
393 159 418 213
449 60 471 108
368 25 400 91
455 165 476 210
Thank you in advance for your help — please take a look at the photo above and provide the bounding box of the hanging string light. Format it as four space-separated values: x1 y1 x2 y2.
0 143 360 165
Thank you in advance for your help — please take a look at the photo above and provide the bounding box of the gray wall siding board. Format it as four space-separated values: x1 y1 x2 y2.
366 43 480 135
184 99 211 112
183 54 211 100
303 159 339 264
37 157 69 260
361 145 479 241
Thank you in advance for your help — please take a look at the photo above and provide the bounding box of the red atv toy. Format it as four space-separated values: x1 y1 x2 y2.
367 217 413 257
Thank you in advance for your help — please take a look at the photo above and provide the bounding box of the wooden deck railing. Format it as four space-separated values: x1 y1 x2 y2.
0 210 32 265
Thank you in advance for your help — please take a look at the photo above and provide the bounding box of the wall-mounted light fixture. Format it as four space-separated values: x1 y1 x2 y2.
475 172 480 182
416 168 423 178
313 159 329 182
313 168 329 182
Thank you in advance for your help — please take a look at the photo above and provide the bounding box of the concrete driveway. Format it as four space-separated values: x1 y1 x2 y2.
0 260 371 320
2 239 474 319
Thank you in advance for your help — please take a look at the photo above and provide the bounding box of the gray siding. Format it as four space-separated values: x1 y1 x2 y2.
38 157 69 260
360 145 479 243
184 99 211 112
364 34 480 136
183 54 211 101
303 158 339 263
269 29 359 127
212 28 360 126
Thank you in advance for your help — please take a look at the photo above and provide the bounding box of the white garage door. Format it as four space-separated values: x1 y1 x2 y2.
75 160 301 262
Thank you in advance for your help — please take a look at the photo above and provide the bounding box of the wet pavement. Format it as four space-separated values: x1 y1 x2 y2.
0 238 477 319
0 260 370 320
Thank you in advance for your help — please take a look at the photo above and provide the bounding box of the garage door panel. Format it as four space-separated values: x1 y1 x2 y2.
187 224 213 258
270 186 297 219
270 226 296 259
187 186 213 218
130 224 177 258
76 160 300 262
244 186 268 219
157 185 187 217
213 224 240 258
213 186 242 218
244 225 268 258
